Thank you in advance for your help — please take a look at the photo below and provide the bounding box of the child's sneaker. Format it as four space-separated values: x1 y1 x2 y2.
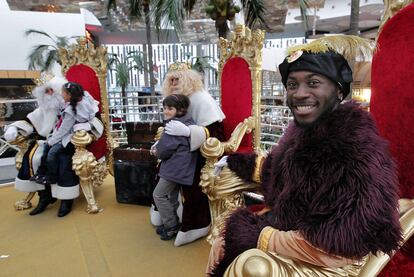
160 224 181 241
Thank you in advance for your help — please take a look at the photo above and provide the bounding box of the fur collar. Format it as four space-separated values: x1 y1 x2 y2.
261 102 401 258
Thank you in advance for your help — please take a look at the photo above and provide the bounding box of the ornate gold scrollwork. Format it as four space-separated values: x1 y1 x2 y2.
10 135 35 210
224 249 359 277
9 135 31 170
14 192 36 211
71 130 105 214
200 117 260 243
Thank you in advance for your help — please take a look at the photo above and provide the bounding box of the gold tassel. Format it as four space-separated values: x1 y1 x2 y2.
287 35 376 63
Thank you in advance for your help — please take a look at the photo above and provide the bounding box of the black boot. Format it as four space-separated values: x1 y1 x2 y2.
29 186 57 216
57 199 73 217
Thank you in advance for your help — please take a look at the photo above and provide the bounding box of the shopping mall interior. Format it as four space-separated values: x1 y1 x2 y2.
1 0 414 276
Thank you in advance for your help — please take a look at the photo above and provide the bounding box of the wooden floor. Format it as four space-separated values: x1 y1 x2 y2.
0 176 211 277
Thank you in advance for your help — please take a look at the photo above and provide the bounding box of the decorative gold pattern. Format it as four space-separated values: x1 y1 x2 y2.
14 192 36 211
200 117 260 244
9 135 31 170
252 155 265 183
71 130 105 213
59 37 111 213
224 249 359 277
257 226 274 252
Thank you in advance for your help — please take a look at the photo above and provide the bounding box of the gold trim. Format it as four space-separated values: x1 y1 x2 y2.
28 142 39 177
252 155 264 183
257 226 274 252
14 192 36 211
204 127 210 139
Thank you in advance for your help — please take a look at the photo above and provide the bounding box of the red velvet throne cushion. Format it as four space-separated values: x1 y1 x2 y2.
66 64 108 160
220 57 253 153
370 3 414 276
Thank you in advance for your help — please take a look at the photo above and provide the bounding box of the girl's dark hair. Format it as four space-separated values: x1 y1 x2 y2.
63 82 84 115
162 94 190 117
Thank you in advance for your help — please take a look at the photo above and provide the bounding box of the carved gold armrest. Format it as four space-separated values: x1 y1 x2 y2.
224 249 358 277
71 130 107 214
9 135 37 211
200 116 259 243
358 200 414 277
9 135 32 170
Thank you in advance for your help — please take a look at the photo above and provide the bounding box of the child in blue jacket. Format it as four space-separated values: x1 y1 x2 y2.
151 94 197 240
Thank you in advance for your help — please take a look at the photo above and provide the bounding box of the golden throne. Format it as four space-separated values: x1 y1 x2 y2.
221 2 414 276
200 25 265 243
12 37 112 214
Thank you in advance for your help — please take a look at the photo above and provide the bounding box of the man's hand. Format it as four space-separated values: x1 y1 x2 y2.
4 126 18 142
213 156 228 176
150 141 158 156
165 120 190 137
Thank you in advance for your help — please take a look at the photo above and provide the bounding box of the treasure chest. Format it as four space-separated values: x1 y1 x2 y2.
113 122 163 206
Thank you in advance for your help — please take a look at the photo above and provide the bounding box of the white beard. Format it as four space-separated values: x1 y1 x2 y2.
32 87 64 114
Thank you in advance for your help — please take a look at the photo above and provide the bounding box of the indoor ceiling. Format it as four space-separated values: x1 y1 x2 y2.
5 0 384 43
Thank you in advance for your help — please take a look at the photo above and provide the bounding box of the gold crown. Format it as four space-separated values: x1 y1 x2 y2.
33 71 54 86
168 62 192 72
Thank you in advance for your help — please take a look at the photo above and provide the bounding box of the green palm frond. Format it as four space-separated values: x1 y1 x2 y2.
44 50 59 71
25 29 73 72
27 44 52 70
240 0 266 28
24 29 56 44
115 63 130 88
151 0 186 34
127 51 146 72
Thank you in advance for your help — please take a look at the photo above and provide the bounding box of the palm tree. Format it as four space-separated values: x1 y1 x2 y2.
25 29 76 72
108 51 146 119
151 0 266 39
107 0 157 95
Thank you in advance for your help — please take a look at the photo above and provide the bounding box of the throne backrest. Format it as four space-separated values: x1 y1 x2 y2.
218 25 265 153
367 3 414 276
58 37 111 161
370 2 414 199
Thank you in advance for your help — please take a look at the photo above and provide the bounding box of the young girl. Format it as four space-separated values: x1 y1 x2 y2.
151 94 198 240
34 82 98 186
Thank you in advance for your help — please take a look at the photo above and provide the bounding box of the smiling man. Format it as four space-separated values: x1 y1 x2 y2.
207 36 402 276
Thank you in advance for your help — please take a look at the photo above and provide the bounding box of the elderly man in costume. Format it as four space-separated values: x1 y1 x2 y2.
152 63 225 246
4 75 101 217
206 36 402 276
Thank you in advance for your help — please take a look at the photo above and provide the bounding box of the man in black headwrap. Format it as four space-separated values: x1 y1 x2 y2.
207 36 402 276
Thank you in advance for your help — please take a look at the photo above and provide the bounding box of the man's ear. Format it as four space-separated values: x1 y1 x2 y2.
336 87 344 101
